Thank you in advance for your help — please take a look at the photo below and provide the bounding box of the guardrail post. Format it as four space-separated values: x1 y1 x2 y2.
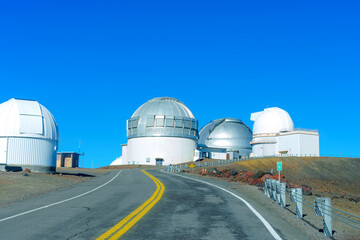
276 181 281 204
271 179 277 201
293 188 303 218
323 198 332 237
315 197 323 216
264 178 270 198
315 198 332 237
280 182 286 207
290 188 295 202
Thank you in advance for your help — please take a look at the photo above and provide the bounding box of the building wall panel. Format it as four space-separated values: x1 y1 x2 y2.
7 137 57 167
127 137 196 165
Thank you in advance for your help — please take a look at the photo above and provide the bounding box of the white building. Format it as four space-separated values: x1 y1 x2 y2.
197 118 252 160
118 97 198 166
250 107 319 157
0 98 59 173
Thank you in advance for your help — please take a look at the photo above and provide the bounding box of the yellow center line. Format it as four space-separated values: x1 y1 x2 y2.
96 170 165 240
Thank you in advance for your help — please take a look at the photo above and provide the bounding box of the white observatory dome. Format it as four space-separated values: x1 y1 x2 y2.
199 118 252 155
251 107 294 135
0 99 58 140
127 97 198 140
0 98 59 173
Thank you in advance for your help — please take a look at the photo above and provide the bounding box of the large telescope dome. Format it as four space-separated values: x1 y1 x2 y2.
251 107 294 135
199 118 252 153
127 97 198 140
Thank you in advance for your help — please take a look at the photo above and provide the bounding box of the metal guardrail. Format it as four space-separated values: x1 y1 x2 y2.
164 154 359 172
264 179 360 237
165 158 360 238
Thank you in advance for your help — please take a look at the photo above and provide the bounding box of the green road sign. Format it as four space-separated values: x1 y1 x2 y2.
277 161 282 171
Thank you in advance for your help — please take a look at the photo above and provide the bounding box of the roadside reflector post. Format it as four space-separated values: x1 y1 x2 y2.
315 198 332 237
280 182 286 207
294 188 303 218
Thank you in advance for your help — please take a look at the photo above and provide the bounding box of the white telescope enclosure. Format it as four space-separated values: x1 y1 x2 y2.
0 98 59 173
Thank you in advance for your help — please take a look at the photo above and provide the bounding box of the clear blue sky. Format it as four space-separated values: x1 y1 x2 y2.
1 1 359 167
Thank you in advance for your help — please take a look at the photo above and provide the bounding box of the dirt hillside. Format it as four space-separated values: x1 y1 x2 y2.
190 157 360 239
234 157 360 196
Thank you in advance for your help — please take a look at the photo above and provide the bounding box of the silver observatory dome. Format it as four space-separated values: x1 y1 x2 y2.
127 97 198 140
199 118 252 155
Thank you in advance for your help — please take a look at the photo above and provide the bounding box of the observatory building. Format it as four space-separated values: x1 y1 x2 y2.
197 118 252 160
0 98 59 173
250 107 319 157
119 97 198 166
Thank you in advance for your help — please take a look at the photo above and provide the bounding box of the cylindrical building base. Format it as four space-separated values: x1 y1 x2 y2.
127 137 197 165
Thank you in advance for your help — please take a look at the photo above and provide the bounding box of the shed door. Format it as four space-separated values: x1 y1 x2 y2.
0 138 8 164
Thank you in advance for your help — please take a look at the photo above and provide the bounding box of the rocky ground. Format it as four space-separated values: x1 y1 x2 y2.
0 167 117 207
187 157 360 240
0 165 160 208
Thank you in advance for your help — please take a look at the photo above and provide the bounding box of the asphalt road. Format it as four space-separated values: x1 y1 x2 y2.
0 169 305 240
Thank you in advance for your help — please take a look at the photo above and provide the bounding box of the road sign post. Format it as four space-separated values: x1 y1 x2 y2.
277 161 282 182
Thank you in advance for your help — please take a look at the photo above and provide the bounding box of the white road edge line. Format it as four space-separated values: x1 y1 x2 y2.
0 170 122 223
163 171 282 240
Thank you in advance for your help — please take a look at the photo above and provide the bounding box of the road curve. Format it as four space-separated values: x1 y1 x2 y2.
0 169 156 239
120 170 279 240
0 169 305 239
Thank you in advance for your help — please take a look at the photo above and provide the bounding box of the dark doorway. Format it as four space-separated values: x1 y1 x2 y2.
156 158 164 166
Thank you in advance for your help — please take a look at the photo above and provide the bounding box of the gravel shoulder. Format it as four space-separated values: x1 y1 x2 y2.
0 165 161 208
0 168 115 208
183 170 360 240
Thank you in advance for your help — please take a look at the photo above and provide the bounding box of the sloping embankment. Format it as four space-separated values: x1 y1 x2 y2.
234 157 360 196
